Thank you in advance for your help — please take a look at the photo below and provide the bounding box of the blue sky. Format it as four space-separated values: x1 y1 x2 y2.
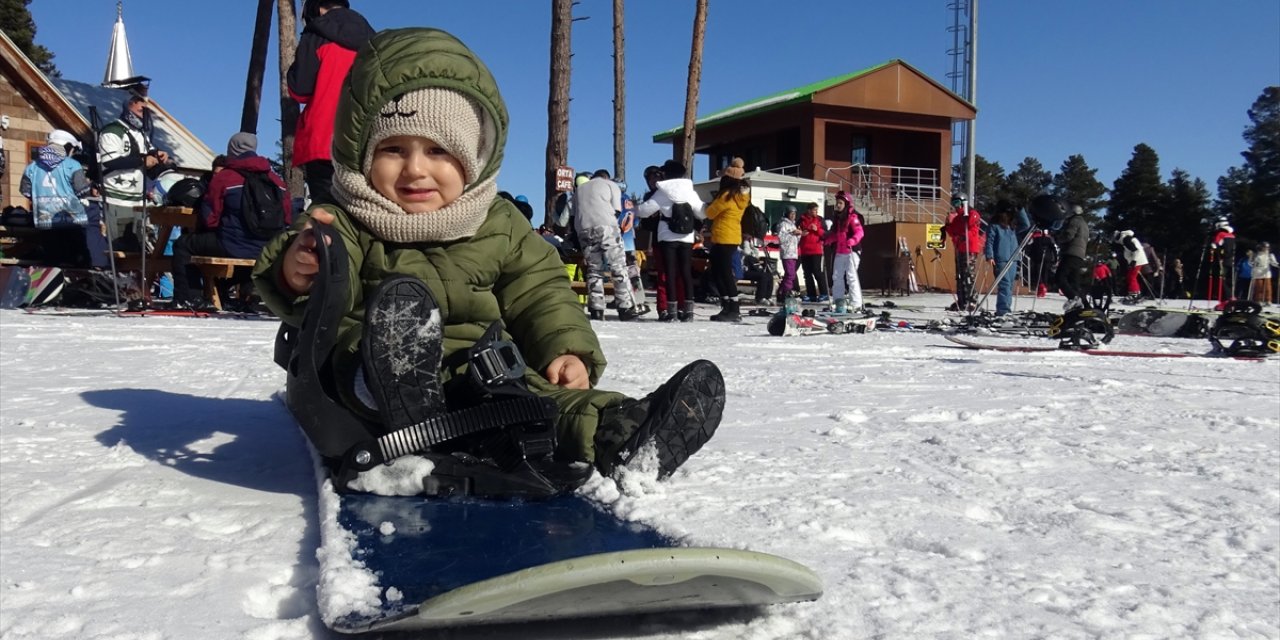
29 0 1280 211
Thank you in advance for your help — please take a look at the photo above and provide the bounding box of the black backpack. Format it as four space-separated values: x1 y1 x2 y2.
236 170 287 239
664 201 697 235
741 203 767 239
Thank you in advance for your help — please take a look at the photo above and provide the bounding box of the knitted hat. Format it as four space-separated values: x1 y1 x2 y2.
363 87 485 184
720 157 745 180
227 132 258 158
332 86 498 243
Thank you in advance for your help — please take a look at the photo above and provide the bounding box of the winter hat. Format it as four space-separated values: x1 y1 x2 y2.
227 132 258 158
361 88 485 182
333 86 499 243
720 157 745 180
660 159 686 179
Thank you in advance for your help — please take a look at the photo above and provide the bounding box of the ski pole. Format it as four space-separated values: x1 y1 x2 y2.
1188 240 1209 311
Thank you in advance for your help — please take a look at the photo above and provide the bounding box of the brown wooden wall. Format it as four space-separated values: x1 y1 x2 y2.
1 74 57 209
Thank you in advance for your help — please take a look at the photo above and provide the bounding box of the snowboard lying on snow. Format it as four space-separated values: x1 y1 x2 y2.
1114 308 1213 338
767 310 877 336
315 477 824 633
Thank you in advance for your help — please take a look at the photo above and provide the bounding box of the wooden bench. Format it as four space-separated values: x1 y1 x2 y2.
189 256 256 310
107 251 254 310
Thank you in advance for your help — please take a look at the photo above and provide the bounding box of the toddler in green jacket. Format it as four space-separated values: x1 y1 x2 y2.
253 28 724 497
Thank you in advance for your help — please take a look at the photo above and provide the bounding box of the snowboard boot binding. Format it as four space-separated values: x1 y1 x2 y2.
595 360 725 479
1209 300 1279 356
1049 307 1114 350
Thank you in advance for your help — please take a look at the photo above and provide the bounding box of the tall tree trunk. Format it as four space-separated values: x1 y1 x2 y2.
612 0 625 182
240 0 274 134
545 0 573 228
276 0 304 197
680 0 708 174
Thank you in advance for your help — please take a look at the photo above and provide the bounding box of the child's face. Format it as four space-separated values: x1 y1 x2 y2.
369 135 465 213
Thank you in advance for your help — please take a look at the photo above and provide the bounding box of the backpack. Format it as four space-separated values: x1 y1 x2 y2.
235 170 287 239
741 203 767 239
664 201 697 235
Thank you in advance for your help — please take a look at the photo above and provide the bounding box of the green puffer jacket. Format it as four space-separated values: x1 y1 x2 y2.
252 28 624 462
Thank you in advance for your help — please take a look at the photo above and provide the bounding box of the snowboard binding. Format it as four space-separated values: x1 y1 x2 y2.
1208 300 1279 356
1049 307 1114 350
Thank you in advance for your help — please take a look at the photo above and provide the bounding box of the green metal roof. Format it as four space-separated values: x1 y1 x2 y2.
653 59 969 142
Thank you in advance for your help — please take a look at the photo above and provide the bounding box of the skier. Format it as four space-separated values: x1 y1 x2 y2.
941 195 984 311
1053 203 1091 311
1112 230 1148 303
983 200 1031 316
1025 227 1058 298
1207 219 1236 306
254 28 726 496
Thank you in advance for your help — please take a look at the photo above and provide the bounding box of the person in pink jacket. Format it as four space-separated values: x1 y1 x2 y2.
824 191 864 310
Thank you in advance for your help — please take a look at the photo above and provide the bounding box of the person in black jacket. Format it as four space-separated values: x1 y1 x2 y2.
287 0 374 207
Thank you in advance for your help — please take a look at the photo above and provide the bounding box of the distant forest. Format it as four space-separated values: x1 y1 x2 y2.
955 86 1279 276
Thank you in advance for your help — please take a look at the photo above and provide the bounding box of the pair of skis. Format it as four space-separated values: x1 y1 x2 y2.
943 335 1265 361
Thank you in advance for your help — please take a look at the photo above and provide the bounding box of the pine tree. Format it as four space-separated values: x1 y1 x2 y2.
1050 154 1108 228
1161 169 1213 268
953 154 1006 211
1107 143 1168 239
1003 157 1052 210
1218 87 1280 245
0 0 58 77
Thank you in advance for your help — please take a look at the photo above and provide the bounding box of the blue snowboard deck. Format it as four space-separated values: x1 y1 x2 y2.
325 492 823 633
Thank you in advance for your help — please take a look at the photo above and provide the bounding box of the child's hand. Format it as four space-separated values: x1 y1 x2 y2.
280 209 336 295
544 354 589 389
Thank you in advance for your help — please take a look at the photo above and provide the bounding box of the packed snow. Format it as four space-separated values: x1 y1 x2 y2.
1 293 1277 639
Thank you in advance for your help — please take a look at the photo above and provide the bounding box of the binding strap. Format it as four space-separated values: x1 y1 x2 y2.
340 395 557 475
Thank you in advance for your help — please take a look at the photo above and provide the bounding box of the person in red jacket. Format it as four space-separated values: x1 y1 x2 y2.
797 202 829 302
941 195 985 311
287 0 374 207
171 133 290 309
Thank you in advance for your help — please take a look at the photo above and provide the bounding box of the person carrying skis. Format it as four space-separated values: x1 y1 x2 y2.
254 28 725 496
941 195 984 311
983 199 1031 316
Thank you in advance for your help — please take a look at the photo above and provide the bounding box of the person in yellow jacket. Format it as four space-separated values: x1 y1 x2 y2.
705 158 749 322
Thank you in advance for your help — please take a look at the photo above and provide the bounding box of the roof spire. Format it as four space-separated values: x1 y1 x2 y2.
103 1 138 88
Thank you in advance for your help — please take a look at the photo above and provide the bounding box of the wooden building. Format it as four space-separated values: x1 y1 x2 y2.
654 59 986 294
0 30 214 211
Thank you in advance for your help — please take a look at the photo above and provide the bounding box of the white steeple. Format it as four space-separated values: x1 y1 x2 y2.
102 1 136 87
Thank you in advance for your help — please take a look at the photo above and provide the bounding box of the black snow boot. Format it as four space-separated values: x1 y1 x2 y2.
709 298 741 322
594 360 725 479
361 276 446 432
677 300 695 322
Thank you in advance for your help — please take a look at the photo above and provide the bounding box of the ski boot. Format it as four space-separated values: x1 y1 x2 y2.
1209 300 1279 356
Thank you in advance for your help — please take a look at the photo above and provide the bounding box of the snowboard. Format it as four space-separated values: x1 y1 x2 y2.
767 310 877 336
317 483 824 633
943 335 1264 360
1115 308 1213 338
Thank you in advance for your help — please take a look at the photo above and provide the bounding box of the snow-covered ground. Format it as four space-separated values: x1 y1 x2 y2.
1 294 1277 639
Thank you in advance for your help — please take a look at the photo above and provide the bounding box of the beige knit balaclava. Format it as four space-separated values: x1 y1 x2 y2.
332 87 498 243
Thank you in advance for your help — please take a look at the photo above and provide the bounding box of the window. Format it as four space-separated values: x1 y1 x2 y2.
851 134 869 165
